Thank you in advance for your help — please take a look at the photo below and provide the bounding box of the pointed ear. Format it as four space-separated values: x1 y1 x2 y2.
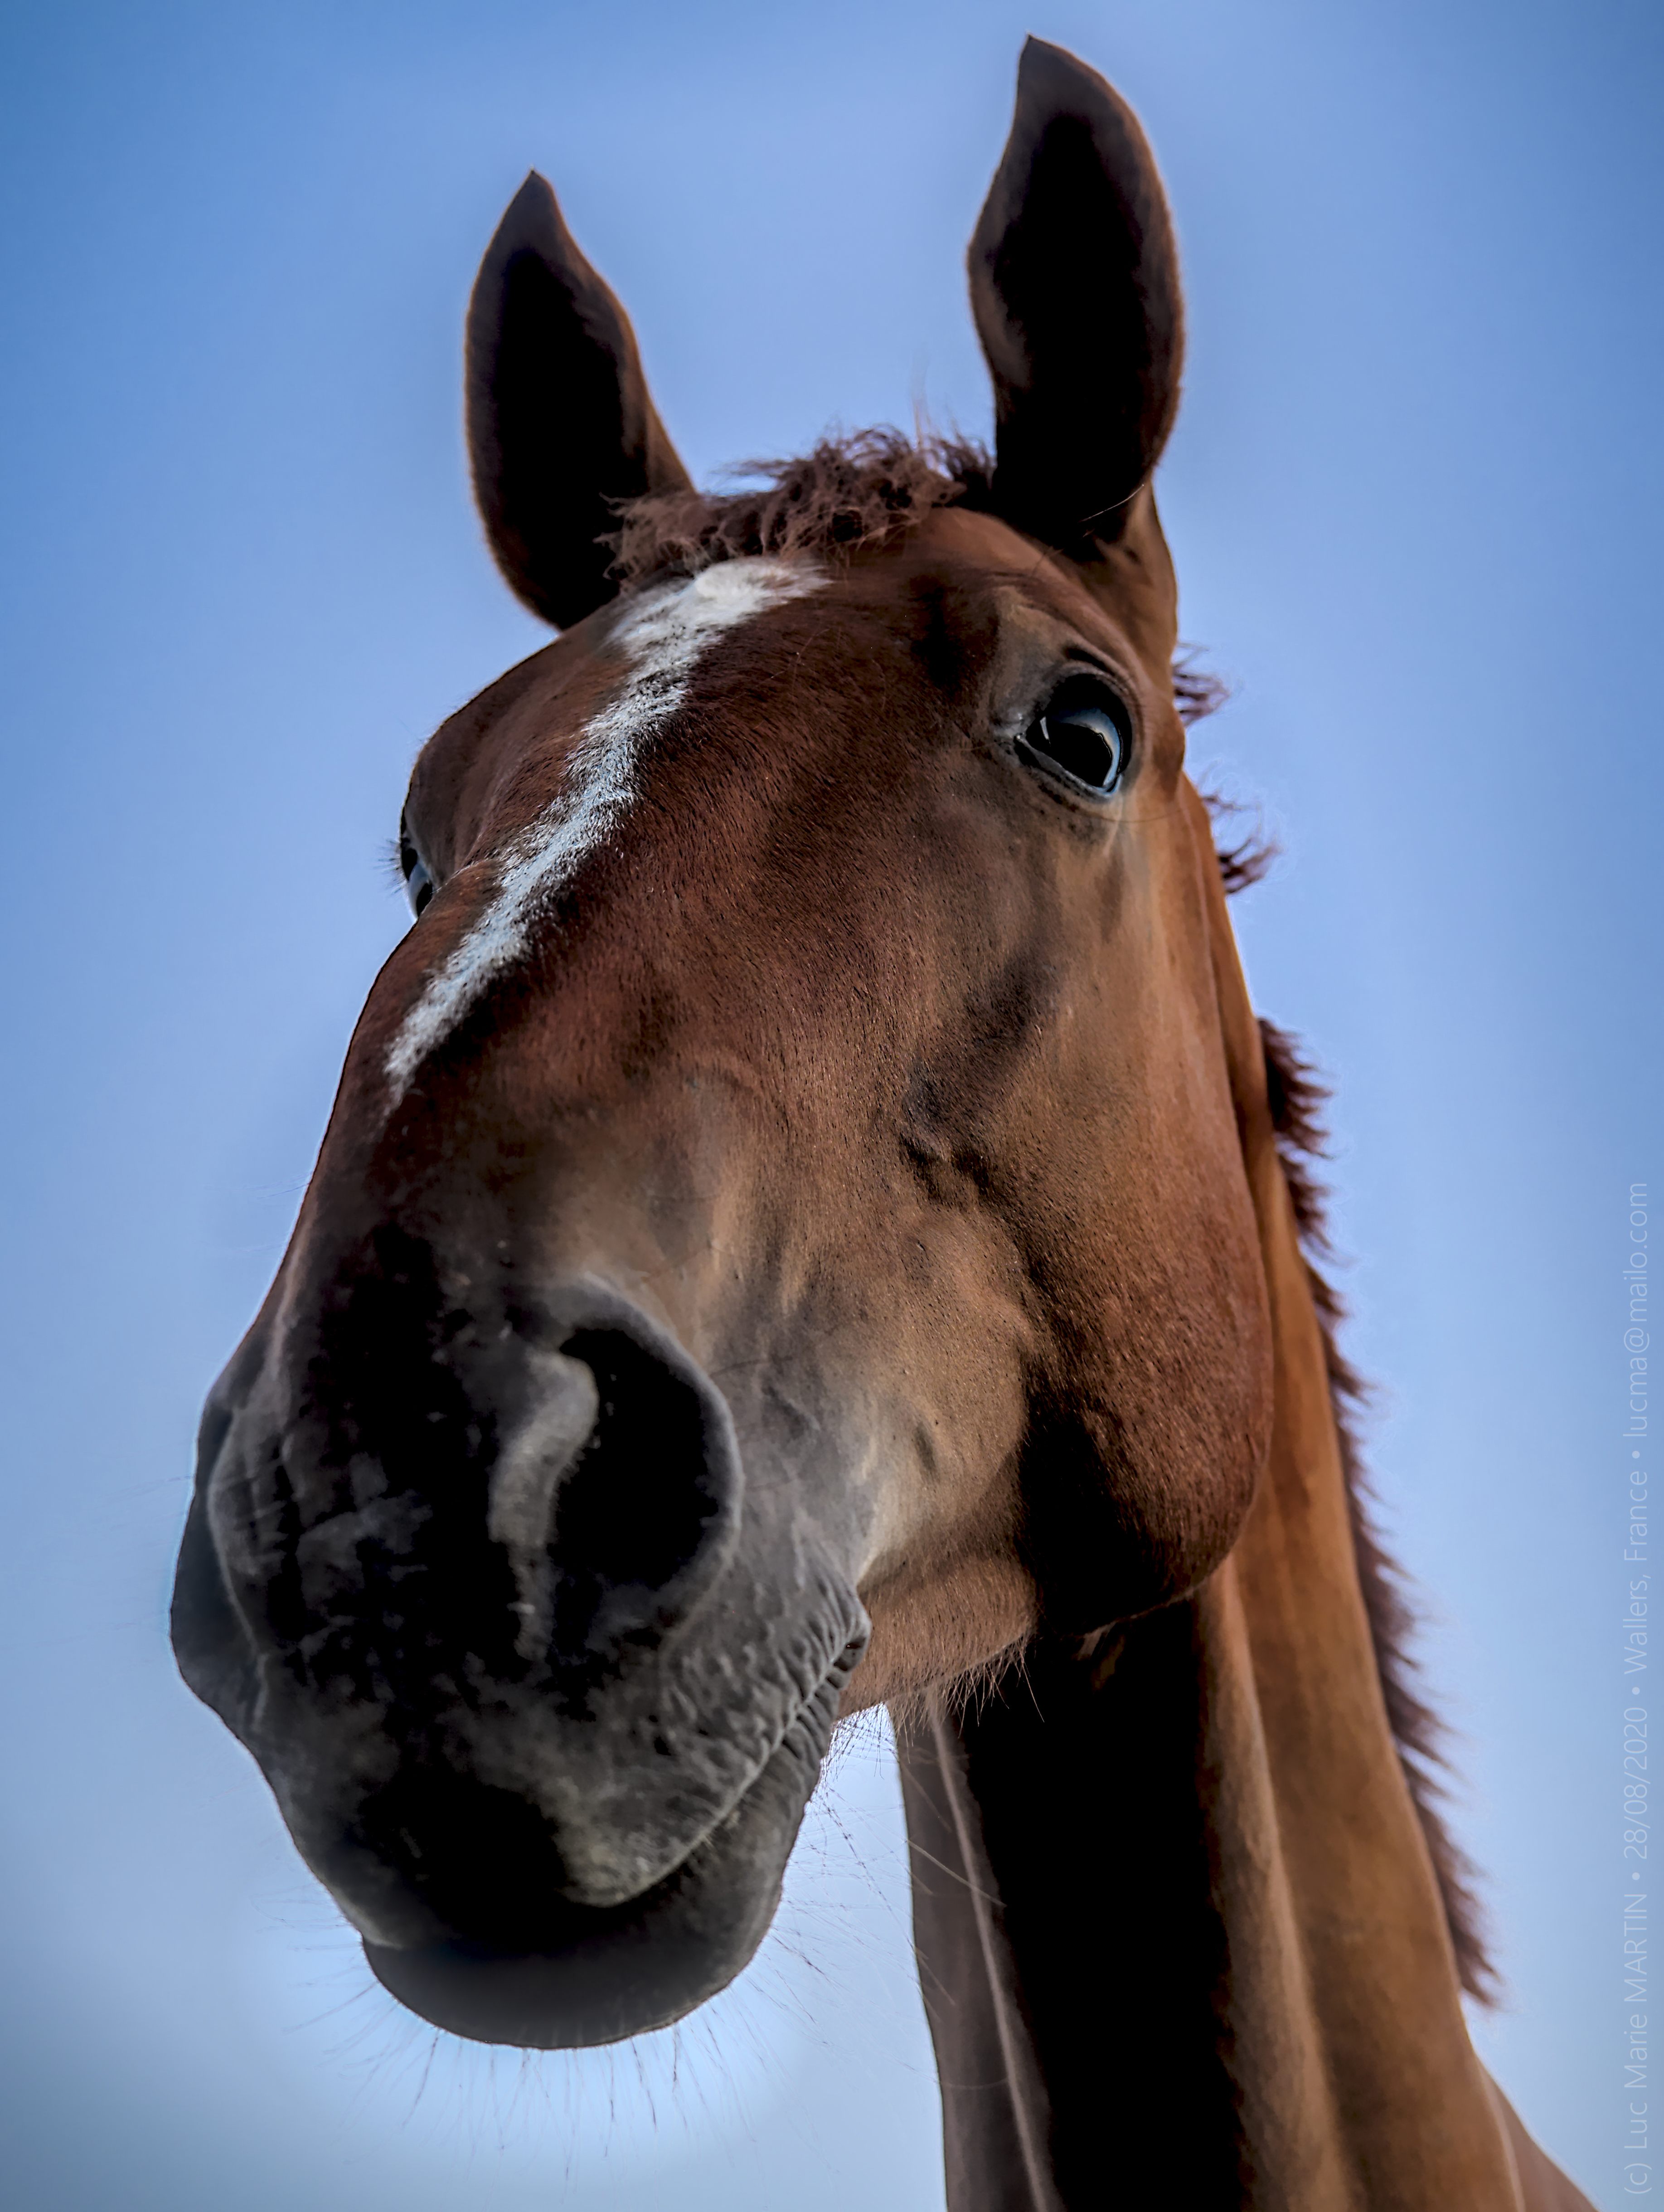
466 174 693 629
970 40 1184 555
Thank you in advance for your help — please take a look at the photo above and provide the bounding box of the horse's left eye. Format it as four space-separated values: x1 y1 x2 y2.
405 858 435 919
400 830 435 919
1018 681 1132 797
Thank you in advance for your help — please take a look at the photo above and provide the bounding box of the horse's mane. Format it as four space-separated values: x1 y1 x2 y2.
1253 1016 1493 2000
621 433 1492 1998
1194 689 1492 2000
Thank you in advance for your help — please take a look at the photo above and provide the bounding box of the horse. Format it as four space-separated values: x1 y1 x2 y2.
170 39 1595 2211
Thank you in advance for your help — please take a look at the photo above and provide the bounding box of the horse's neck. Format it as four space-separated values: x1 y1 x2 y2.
897 1319 1515 2206
897 1586 1336 2209
1221 1126 1518 2205
893 813 1524 2210
897 1575 1515 2207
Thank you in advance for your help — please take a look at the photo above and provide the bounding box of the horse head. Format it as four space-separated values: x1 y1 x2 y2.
172 39 1271 2051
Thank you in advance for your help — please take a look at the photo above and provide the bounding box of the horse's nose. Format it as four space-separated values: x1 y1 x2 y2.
175 1279 746 1737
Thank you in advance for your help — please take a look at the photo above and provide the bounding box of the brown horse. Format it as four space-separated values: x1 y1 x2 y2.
170 39 1593 2212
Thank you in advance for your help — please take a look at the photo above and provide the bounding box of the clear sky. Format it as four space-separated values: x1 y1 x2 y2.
0 2 1657 2206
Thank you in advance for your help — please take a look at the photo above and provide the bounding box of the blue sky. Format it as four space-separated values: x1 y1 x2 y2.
0 2 1657 2205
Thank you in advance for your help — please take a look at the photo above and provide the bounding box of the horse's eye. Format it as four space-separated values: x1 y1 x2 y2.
1018 679 1132 797
400 830 435 919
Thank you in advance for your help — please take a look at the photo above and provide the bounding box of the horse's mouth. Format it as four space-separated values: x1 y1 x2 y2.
361 1687 839 2048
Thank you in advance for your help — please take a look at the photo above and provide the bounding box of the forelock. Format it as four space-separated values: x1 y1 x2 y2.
608 428 996 588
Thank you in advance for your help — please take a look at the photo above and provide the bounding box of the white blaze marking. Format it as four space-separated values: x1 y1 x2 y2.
384 558 823 1101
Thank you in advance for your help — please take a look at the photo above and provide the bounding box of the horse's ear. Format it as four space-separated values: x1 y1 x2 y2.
970 39 1184 554
466 174 693 630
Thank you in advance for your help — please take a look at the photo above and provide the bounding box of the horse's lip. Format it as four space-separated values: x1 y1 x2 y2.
361 1689 838 2048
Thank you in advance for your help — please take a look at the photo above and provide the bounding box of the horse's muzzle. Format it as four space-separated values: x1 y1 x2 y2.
170 1264 867 2044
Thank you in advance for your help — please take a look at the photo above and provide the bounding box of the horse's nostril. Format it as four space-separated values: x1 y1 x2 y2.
543 1325 740 1656
479 1307 743 1667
